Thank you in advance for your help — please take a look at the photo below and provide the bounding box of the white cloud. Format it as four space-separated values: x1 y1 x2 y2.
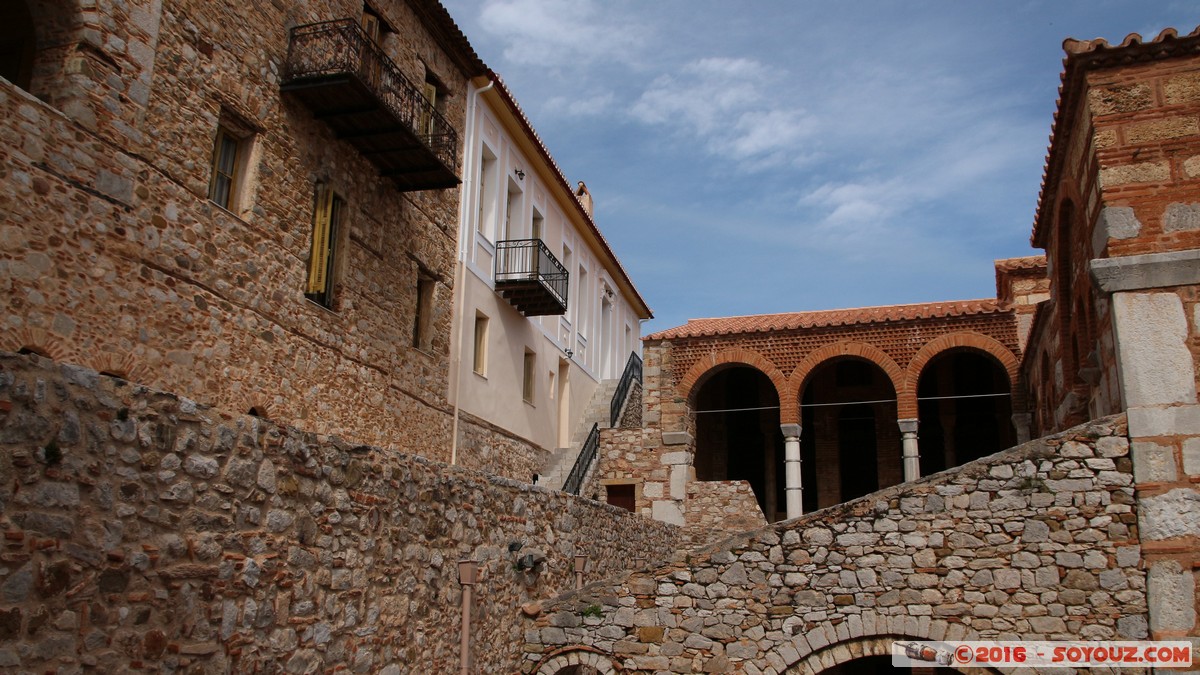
630 57 815 170
543 91 616 117
478 0 647 65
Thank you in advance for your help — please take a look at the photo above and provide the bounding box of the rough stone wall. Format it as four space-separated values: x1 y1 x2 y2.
523 415 1145 674
0 352 682 673
682 481 766 547
456 410 549 483
0 0 492 469
619 380 643 429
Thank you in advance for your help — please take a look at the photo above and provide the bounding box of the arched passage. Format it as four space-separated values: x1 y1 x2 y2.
916 349 1015 475
799 356 899 511
692 364 785 521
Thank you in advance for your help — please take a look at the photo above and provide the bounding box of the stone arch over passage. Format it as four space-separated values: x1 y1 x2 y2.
797 353 900 512
535 647 618 675
789 342 906 417
784 634 991 674
692 363 785 521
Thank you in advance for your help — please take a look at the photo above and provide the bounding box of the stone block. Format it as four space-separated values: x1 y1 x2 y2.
651 500 684 526
1163 203 1200 232
1147 560 1196 632
1139 488 1200 540
1183 437 1200 476
1099 161 1170 187
1132 440 1178 483
1112 293 1196 408
1128 405 1200 438
1093 207 1141 254
661 431 692 446
1089 82 1152 114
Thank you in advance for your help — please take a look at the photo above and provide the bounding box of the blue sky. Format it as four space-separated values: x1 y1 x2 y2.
439 1 1199 334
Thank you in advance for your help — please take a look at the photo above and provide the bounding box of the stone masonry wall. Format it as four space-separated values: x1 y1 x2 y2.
522 415 1145 674
0 352 681 673
456 410 549 483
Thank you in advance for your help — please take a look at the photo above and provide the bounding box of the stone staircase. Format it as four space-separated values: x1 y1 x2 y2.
539 379 619 491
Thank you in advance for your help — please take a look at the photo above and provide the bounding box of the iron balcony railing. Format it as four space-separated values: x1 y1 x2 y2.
282 19 459 177
609 351 643 427
563 423 599 496
494 239 569 315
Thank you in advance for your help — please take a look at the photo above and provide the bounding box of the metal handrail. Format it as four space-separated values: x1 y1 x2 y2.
563 423 599 496
283 19 459 174
609 351 643 427
494 239 569 308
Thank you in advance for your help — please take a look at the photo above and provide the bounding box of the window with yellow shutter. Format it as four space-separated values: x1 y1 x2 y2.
305 185 345 309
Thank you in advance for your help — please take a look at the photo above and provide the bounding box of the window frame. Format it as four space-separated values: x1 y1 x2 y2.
472 313 489 376
304 185 345 309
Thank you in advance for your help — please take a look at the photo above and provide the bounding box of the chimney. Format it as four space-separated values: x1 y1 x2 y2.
575 181 593 217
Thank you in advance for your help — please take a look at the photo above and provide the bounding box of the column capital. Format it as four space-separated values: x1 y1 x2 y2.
897 418 919 434
779 423 801 438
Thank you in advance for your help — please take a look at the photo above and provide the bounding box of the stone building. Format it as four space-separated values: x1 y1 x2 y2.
4 2 1200 673
0 0 496 466
449 74 652 488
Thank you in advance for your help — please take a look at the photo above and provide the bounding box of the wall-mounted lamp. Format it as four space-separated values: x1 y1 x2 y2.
564 349 574 358
573 553 587 589
515 169 525 180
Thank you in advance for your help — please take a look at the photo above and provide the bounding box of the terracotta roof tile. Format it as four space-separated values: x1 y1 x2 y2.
646 298 1006 341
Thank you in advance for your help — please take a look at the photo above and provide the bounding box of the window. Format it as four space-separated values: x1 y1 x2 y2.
208 111 256 213
305 186 345 308
0 2 35 91
522 349 535 403
532 208 544 241
413 274 434 350
479 145 498 241
420 71 444 137
472 314 488 375
208 127 241 209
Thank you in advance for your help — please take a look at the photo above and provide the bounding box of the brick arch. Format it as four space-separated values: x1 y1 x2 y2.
1 326 75 363
905 332 1024 418
788 341 905 417
88 350 154 386
678 348 793 424
535 646 619 675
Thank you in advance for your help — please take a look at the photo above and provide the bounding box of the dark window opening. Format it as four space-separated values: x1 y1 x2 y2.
0 2 35 91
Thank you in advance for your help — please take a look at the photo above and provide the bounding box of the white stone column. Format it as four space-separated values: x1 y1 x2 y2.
780 423 802 520
899 418 920 482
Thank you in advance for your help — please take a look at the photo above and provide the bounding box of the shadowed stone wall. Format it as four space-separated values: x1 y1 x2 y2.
0 352 681 673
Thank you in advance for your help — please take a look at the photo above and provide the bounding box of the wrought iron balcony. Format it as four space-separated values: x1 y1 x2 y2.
494 239 568 316
281 19 459 191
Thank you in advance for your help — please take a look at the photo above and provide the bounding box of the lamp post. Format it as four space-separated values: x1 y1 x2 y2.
458 559 478 675
574 553 587 590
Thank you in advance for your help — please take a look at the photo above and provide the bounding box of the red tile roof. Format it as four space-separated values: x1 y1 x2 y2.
645 298 1006 341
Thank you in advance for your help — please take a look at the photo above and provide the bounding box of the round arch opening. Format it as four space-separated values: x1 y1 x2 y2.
799 356 899 512
692 364 784 521
916 348 1014 475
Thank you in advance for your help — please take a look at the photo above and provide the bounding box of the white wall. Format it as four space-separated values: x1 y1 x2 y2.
451 82 645 453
